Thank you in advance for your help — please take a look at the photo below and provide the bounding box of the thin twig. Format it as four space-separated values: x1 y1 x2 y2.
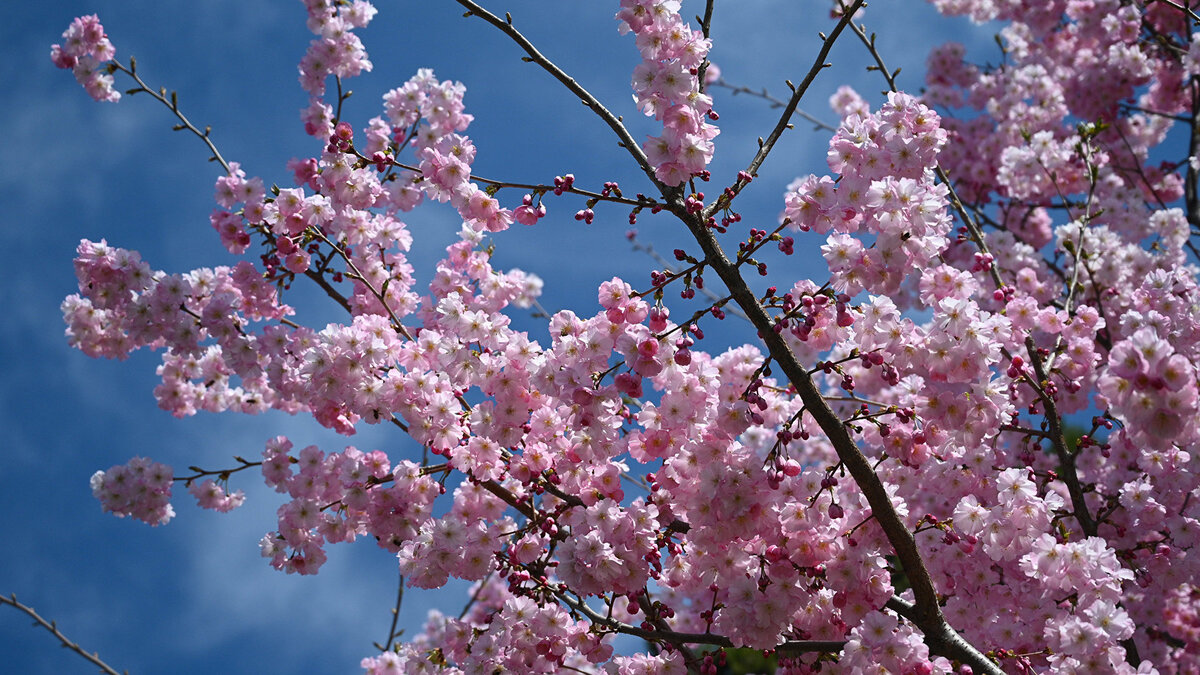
628 233 750 321
696 0 716 93
1151 0 1200 22
303 268 354 315
372 571 405 653
710 79 836 132
108 57 376 336
458 571 494 620
999 424 1052 439
841 9 1005 290
114 59 230 175
308 230 415 342
703 0 867 220
454 0 671 196
1022 337 1097 537
1185 74 1200 232
1 593 127 675
554 589 845 655
175 456 262 485
367 152 660 208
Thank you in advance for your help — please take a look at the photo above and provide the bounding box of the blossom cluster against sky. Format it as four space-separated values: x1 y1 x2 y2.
1 2 996 672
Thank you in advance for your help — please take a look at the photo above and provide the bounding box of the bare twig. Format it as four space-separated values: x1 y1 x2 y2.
454 0 672 196
303 268 354 315
696 0 716 92
115 58 230 174
364 151 661 208
174 456 262 485
1185 77 1200 232
627 232 750 321
710 78 836 132
458 571 494 620
704 0 867 220
372 571 405 653
1 593 127 675
1150 0 1200 22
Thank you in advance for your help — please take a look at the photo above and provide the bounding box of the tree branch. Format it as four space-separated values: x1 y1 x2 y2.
705 0 866 220
555 589 846 655
709 79 836 132
696 0 715 93
1022 337 1097 537
372 571 406 653
1151 0 1200 22
454 0 670 195
1185 77 1199 232
1 593 127 675
114 58 231 175
673 203 1001 674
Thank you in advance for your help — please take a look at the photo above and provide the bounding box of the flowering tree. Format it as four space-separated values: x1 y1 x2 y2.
34 0 1200 672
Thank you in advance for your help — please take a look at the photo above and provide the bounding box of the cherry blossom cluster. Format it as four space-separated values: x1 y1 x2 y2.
62 238 291 418
839 611 952 674
926 0 1184 208
257 436 442 575
898 2 1199 670
51 1 1200 673
187 479 245 513
50 14 119 102
1100 322 1199 448
617 0 719 186
90 457 174 526
362 577 614 674
787 92 951 296
294 0 377 140
297 0 376 97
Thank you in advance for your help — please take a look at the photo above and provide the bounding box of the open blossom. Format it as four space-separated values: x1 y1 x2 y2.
52 2 1200 673
188 479 245 512
90 457 175 525
297 7 374 97
51 15 120 102
620 1 719 185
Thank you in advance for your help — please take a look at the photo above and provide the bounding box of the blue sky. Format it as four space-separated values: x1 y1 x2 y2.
1 2 996 672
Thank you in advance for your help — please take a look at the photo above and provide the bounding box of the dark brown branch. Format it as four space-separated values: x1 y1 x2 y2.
696 0 716 93
304 268 354 315
999 424 1052 439
1023 337 1097 537
454 0 671 195
175 456 262 484
555 590 846 655
885 596 1001 669
1151 0 1200 22
479 479 536 520
1186 78 1199 232
673 199 1000 673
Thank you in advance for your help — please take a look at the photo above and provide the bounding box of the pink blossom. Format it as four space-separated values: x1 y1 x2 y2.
52 3 1200 673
